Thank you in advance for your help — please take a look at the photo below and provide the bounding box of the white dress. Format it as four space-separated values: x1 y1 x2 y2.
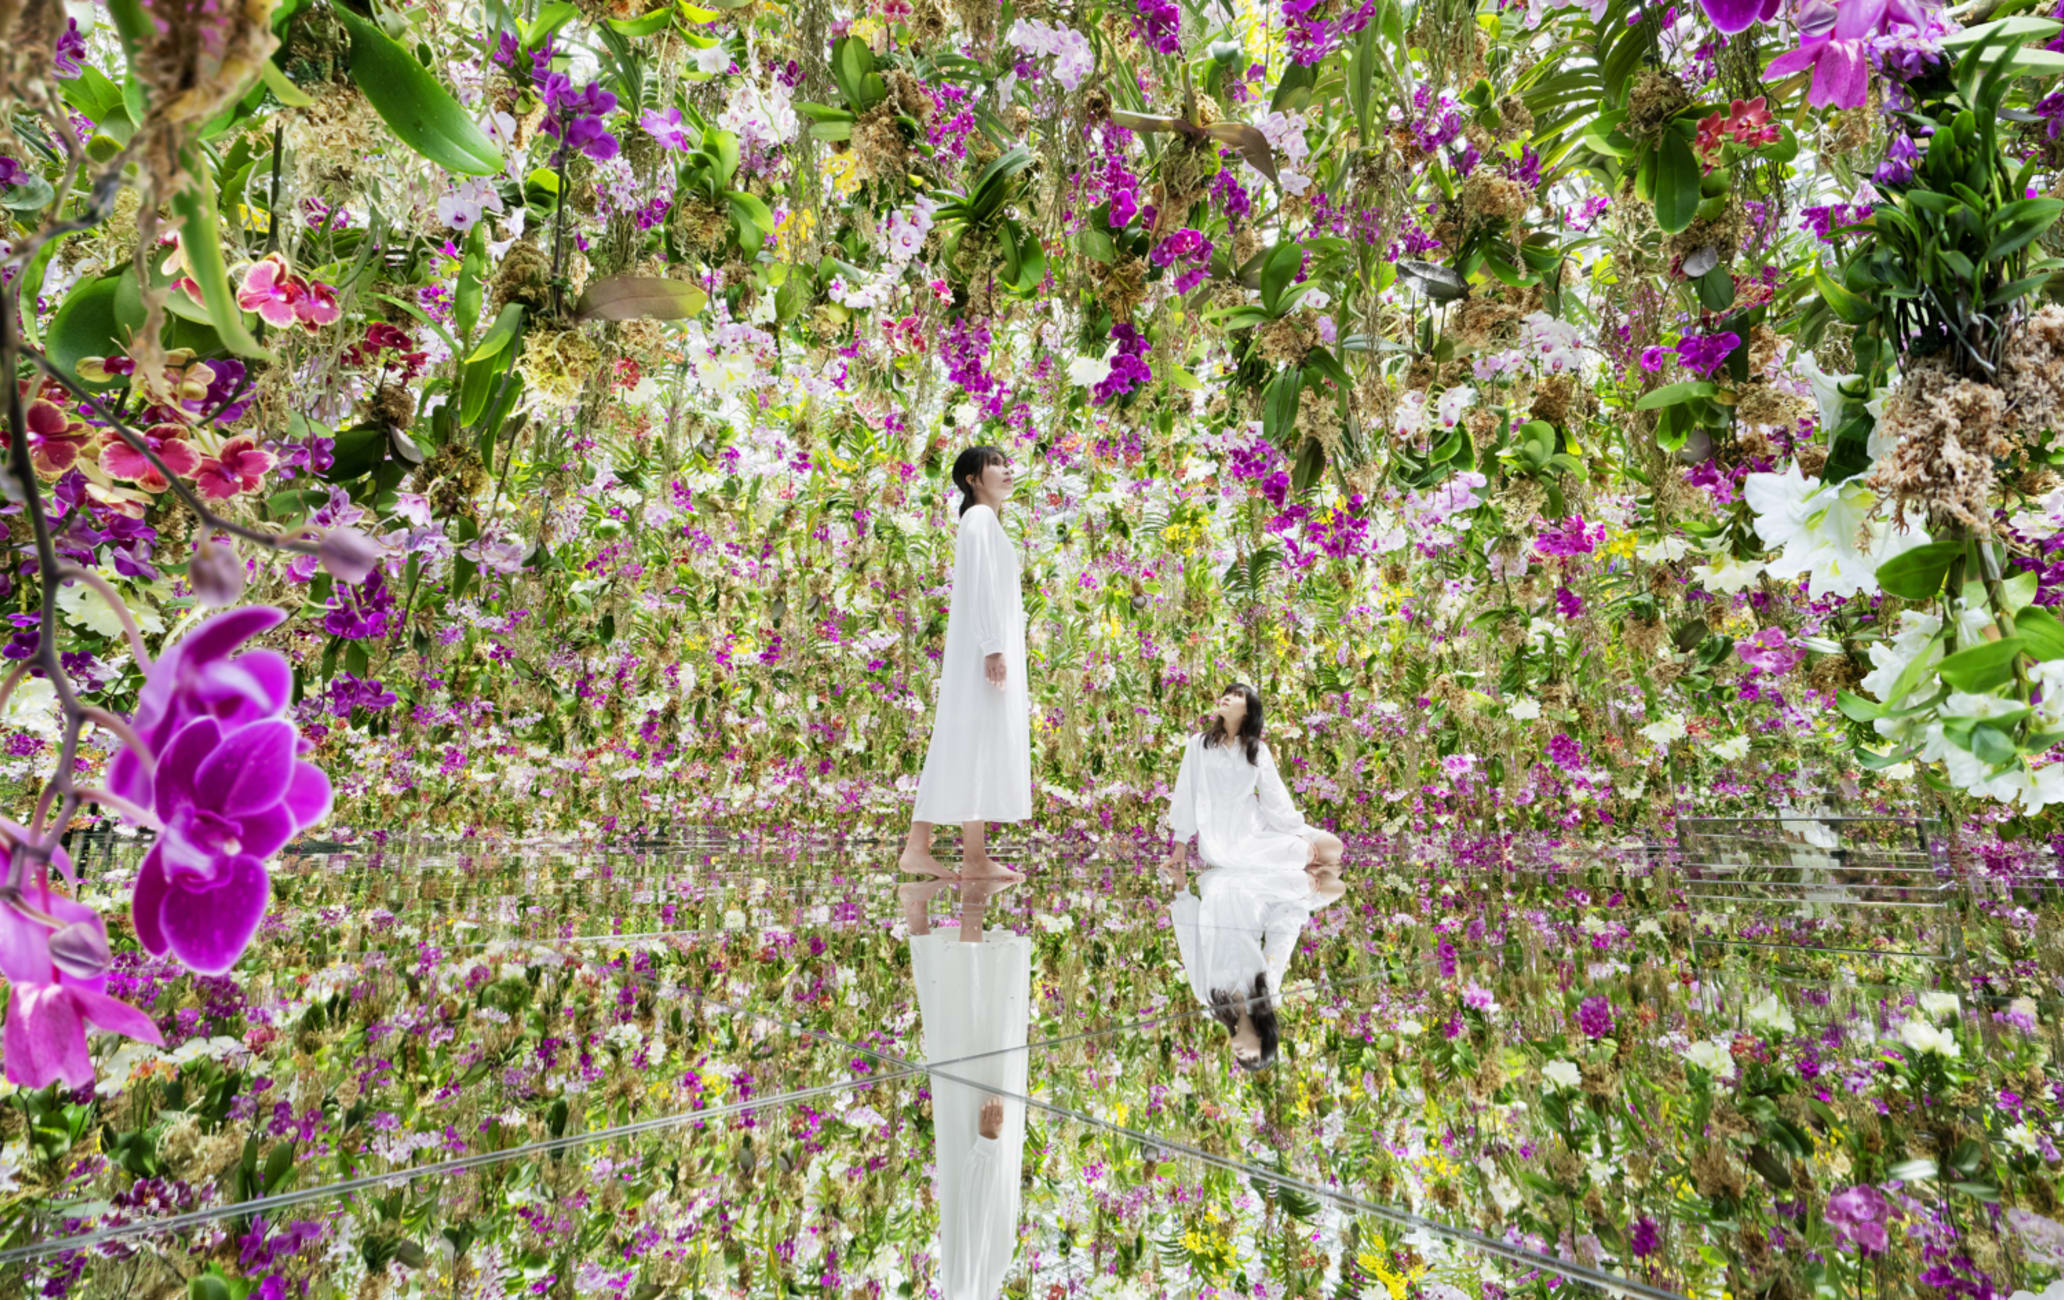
911 931 1030 1299
1166 734 1325 1004
914 505 1032 825
1166 735 1317 873
1170 872 1324 1006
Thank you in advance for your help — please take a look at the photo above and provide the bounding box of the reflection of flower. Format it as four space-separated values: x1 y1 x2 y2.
1542 1059 1581 1089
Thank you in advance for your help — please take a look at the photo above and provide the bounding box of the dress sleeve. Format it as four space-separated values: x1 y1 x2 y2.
961 507 1011 658
1169 889 1209 1006
1261 905 1306 1000
1168 738 1198 840
1256 743 1310 836
951 1134 1013 1299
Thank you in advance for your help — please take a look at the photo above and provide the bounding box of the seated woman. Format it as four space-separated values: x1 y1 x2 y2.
1160 683 1346 1070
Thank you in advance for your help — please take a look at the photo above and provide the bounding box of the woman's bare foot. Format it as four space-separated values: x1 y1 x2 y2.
957 855 1023 881
1159 860 1187 890
898 845 954 876
899 880 947 934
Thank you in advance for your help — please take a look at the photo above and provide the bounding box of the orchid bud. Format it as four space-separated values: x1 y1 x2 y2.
49 918 112 981
189 538 246 608
317 526 384 585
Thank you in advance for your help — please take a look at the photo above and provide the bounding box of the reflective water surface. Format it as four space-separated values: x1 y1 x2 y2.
2 823 2059 1299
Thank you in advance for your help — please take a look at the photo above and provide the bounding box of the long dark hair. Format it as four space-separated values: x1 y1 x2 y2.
1201 681 1264 766
1208 972 1279 1071
951 445 1007 517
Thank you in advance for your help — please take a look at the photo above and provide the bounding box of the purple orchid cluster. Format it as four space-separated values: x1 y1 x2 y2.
1150 227 1214 294
1132 0 1181 54
543 74 621 163
1091 323 1154 405
1534 515 1606 559
1 607 333 1087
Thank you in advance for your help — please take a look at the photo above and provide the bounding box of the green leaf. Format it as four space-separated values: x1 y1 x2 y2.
1873 540 1963 600
1634 380 1716 411
1259 239 1303 317
1815 271 1876 325
1654 132 1700 234
455 222 487 342
608 7 676 34
1936 638 2026 693
466 303 526 363
167 149 267 360
1263 365 1302 444
1836 690 1884 722
2013 606 2064 661
1940 15 2063 47
337 7 503 176
573 276 710 321
46 275 133 384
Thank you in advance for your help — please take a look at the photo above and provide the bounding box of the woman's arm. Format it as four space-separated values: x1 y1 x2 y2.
1163 738 1198 873
963 507 1010 661
1255 743 1310 835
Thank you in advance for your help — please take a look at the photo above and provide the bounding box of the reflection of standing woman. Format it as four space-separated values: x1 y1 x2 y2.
1160 683 1346 1069
901 446 1031 879
906 878 1030 1299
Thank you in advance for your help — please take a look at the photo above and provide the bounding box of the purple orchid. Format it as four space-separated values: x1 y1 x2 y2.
1698 0 1781 34
106 607 332 976
1 826 163 1088
131 713 328 974
1766 0 1930 109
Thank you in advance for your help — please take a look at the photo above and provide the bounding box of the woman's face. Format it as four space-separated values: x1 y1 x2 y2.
1215 689 1247 731
1228 1010 1263 1069
972 458 1014 502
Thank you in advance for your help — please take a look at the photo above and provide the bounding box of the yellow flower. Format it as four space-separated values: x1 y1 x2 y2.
775 205 818 260
822 152 861 201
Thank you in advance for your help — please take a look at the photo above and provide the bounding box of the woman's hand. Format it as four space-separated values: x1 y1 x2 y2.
979 1095 1004 1139
1159 844 1188 888
985 652 1006 687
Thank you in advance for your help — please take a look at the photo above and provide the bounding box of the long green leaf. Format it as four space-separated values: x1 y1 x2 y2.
168 149 267 360
337 7 503 176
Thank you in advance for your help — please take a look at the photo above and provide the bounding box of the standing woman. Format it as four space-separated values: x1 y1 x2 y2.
901 446 1031 879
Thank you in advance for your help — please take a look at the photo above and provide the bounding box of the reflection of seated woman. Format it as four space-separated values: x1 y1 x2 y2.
904 878 1028 1299
1158 683 1346 1070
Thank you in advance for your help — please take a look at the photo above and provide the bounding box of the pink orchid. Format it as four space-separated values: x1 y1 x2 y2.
9 381 97 478
194 437 275 499
1 827 164 1089
294 280 341 331
100 423 204 492
236 253 303 329
1766 0 1927 110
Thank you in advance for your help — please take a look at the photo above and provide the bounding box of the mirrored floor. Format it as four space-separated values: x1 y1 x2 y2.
5 828 2061 1299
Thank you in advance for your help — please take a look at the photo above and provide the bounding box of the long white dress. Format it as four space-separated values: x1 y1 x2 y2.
1166 734 1326 1004
911 931 1030 1299
1166 735 1317 873
914 504 1032 824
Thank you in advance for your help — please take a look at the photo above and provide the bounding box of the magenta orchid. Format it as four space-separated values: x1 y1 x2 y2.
1765 0 1930 109
1 827 163 1089
194 437 275 500
1697 0 1781 34
107 607 331 975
